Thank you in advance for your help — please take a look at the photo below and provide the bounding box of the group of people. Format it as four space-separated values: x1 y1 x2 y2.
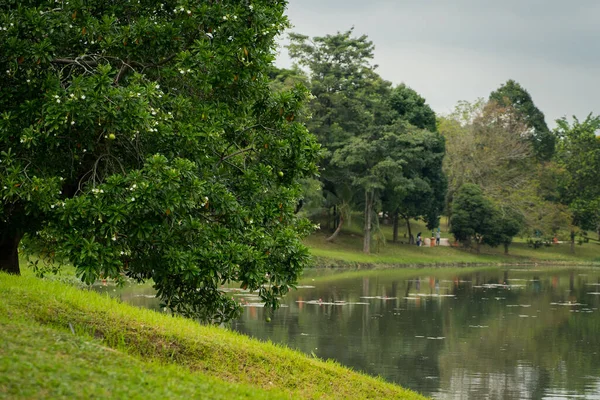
416 229 441 247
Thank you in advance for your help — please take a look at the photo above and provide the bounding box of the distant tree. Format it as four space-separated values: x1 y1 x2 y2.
450 184 496 254
489 80 555 160
440 99 567 239
485 210 524 254
382 128 446 243
554 114 600 252
389 84 437 132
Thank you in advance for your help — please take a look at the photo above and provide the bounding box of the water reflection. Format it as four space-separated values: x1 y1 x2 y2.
96 267 600 399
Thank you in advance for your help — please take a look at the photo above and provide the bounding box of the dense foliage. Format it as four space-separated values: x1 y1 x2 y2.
555 115 600 248
489 79 555 161
286 30 446 252
0 0 320 322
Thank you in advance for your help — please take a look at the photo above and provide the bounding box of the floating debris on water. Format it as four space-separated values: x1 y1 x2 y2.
469 325 489 328
426 336 445 340
550 302 586 306
242 303 288 308
360 296 398 300
588 292 600 295
296 300 369 305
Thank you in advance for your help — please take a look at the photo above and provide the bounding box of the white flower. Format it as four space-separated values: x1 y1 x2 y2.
249 4 253 10
81 95 86 100
56 99 61 103
71 121 75 125
206 32 213 39
112 235 117 241
155 84 160 89
186 10 191 15
27 79 30 83
130 197 135 201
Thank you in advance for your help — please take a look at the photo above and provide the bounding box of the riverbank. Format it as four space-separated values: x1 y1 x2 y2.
305 232 600 269
0 272 426 400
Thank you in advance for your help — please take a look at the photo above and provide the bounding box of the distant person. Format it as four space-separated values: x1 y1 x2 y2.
416 232 422 246
436 229 441 246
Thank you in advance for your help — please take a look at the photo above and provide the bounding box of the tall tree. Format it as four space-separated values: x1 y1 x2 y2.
0 0 319 322
489 80 555 160
554 114 600 252
287 29 388 251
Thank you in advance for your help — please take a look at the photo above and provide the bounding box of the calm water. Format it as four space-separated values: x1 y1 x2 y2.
97 267 600 399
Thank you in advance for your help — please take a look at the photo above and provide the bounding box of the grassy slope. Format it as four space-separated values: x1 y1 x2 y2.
0 272 426 400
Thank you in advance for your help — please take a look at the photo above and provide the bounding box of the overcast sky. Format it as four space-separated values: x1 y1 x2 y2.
276 0 600 127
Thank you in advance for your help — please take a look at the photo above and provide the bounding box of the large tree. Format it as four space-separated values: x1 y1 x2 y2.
288 30 446 251
489 80 555 160
0 0 319 322
450 184 496 254
440 99 565 238
554 114 600 252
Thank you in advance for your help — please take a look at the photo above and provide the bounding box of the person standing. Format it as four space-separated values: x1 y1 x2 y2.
436 229 441 246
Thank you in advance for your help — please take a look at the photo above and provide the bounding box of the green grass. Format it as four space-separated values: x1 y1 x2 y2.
306 224 600 267
0 272 427 400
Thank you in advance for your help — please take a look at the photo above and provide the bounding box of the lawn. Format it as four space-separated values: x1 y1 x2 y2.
0 271 427 400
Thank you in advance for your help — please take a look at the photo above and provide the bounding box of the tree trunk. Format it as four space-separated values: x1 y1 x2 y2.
0 233 22 275
392 210 399 243
332 205 338 232
476 239 481 254
504 243 509 255
326 213 344 242
570 230 575 254
363 189 372 254
404 216 414 245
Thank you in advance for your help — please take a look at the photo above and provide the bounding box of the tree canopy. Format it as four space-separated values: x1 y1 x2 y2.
489 80 555 160
0 0 320 322
287 29 446 252
554 114 600 245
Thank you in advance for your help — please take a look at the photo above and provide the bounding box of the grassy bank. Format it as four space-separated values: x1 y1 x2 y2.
305 231 600 268
0 272 426 400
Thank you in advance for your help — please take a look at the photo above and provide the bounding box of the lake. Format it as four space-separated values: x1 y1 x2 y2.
96 266 600 399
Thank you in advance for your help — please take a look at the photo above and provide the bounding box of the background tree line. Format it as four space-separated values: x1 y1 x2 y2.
276 30 600 255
